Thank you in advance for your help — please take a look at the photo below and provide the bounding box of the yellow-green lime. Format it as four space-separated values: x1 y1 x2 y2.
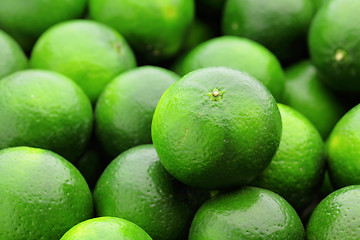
0 146 93 240
60 217 152 240
0 70 93 162
152 67 282 189
94 144 209 240
30 20 136 103
189 187 305 239
252 104 325 210
95 66 179 157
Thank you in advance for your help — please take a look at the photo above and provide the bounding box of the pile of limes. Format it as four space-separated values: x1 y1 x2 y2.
1 0 360 239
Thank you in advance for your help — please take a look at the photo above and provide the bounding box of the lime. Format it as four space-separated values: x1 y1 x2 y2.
252 104 325 210
95 66 179 157
60 217 152 240
0 146 93 240
0 0 87 51
0 29 27 79
309 0 360 92
189 187 305 239
326 104 360 188
223 0 314 63
152 67 282 189
30 20 137 103
181 19 215 54
0 70 93 162
180 36 285 101
94 144 209 240
283 61 345 138
89 0 194 61
307 185 360 239
320 170 334 197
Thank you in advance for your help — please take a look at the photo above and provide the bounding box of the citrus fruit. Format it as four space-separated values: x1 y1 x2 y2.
326 103 360 188
0 0 87 51
222 0 314 63
320 170 334 197
30 20 137 103
309 0 360 92
89 0 194 61
0 146 93 240
252 104 325 210
307 185 360 239
151 67 282 189
283 61 345 138
94 144 209 240
189 187 305 239
95 66 179 157
0 69 93 162
181 19 215 54
0 29 27 79
60 217 152 240
180 36 285 101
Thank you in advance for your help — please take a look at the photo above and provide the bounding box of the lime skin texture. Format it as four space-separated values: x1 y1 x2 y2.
95 66 179 158
252 104 325 211
0 146 93 240
94 144 209 240
89 0 195 61
30 19 137 103
0 0 88 51
60 217 153 240
180 36 285 101
152 67 282 189
283 61 345 139
189 187 305 239
0 69 93 162
327 103 360 189
0 29 27 79
309 0 360 92
307 185 360 239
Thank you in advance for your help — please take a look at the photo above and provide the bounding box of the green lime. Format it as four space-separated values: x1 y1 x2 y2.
0 0 87 52
94 145 209 240
181 19 215 54
252 104 325 210
307 185 360 239
222 0 314 63
152 67 282 189
95 66 179 157
180 36 285 101
309 0 360 92
326 104 360 188
313 0 328 10
283 61 345 138
0 29 27 79
89 0 194 61
320 170 334 197
189 187 305 239
30 20 137 103
0 146 93 240
0 70 93 162
60 217 152 240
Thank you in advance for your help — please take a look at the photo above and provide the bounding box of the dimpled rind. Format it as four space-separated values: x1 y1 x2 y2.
189 187 305 239
0 146 93 240
60 217 152 240
94 145 209 240
0 69 93 162
307 185 360 239
151 67 282 189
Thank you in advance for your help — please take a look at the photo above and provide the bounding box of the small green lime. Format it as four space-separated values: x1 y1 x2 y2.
0 70 93 162
189 187 305 239
0 29 27 79
252 104 325 210
94 145 209 240
307 185 360 239
31 20 136 103
152 67 282 189
0 146 93 240
181 36 285 101
60 217 152 240
95 66 179 157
